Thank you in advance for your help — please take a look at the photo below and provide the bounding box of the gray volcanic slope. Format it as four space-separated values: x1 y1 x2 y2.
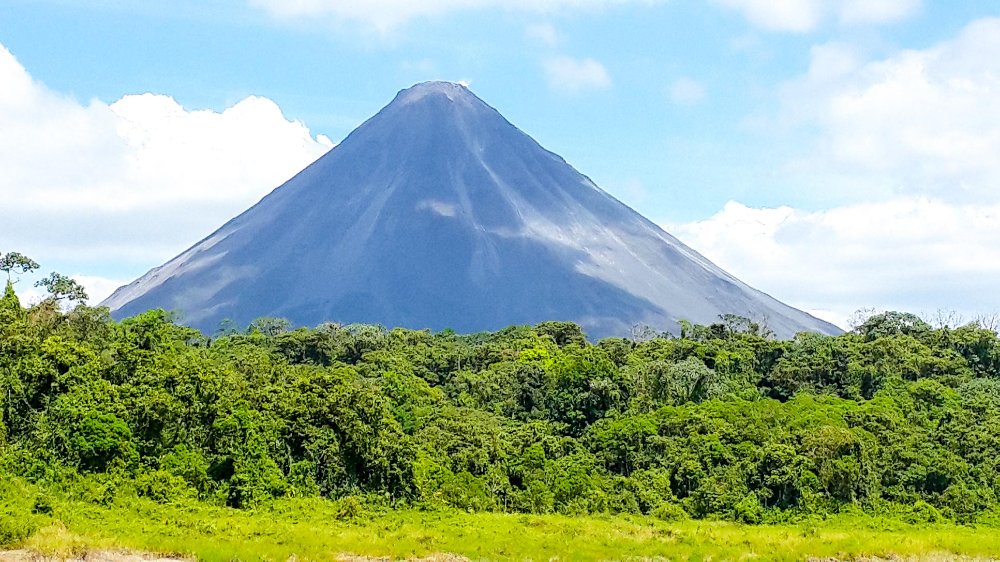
104 82 840 339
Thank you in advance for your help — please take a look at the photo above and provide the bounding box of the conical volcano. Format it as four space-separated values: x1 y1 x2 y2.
103 81 839 338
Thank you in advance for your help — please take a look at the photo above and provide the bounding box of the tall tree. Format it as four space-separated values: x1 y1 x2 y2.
35 272 88 304
0 251 39 283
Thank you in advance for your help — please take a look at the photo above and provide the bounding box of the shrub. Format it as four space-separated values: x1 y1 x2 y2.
135 470 197 504
31 494 53 515
287 460 320 497
938 483 991 524
159 445 211 494
905 500 944 524
734 494 763 525
227 453 287 508
0 514 37 548
336 495 364 519
0 478 43 547
67 412 139 472
651 502 688 522
439 471 495 512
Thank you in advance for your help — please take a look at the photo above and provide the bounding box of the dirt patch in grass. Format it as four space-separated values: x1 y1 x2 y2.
0 548 472 562
808 553 998 562
337 552 469 562
0 551 189 562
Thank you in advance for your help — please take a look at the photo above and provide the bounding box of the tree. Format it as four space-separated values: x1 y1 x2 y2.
973 312 1000 334
638 357 715 406
0 280 21 312
630 323 658 344
0 251 39 283
34 272 88 304
248 317 292 337
536 321 587 347
855 311 931 341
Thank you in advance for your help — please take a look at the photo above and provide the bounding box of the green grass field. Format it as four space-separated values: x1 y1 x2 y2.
4 481 1000 562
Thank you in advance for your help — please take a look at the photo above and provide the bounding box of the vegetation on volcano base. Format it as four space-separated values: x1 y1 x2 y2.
3 254 1000 558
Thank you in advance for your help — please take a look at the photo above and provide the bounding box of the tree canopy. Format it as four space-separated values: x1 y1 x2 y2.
1 253 999 524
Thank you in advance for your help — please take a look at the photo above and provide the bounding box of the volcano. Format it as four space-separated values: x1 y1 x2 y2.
103 81 839 338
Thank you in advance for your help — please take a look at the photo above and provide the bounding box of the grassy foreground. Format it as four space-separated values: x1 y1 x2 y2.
3 486 1000 562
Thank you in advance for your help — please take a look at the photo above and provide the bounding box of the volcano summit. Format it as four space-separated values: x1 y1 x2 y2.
103 82 839 338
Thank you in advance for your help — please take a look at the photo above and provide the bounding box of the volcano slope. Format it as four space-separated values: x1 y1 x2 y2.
104 82 839 339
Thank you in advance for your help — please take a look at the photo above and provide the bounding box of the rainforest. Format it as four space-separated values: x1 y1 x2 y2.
3 270 1000 560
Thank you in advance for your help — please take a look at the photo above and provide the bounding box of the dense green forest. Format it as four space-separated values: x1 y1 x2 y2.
3 262 1000 533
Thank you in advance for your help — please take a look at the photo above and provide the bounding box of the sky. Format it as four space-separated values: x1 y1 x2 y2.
1 0 998 329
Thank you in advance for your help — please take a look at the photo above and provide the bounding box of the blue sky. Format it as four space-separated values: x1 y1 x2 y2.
1 0 999 328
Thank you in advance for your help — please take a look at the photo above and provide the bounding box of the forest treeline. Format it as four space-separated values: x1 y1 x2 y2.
2 275 1000 526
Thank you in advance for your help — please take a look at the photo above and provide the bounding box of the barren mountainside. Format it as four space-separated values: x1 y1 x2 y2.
103 81 839 338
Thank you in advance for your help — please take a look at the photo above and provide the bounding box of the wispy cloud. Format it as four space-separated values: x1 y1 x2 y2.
543 56 612 93
838 0 923 25
712 0 922 32
668 77 706 105
526 23 561 46
250 0 662 32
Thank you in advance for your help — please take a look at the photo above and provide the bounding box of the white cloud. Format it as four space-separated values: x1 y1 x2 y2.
672 198 1000 328
0 44 333 284
778 18 1000 203
73 274 130 305
838 0 922 25
543 56 612 93
11 273 125 308
13 283 47 308
713 0 921 32
526 23 561 46
254 0 921 35
668 77 706 105
251 0 657 32
672 18 1000 328
714 0 824 32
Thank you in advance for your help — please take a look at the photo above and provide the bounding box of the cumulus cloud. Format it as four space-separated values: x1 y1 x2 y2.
72 275 131 306
672 198 1000 328
0 44 334 300
674 17 1000 326
668 77 706 105
713 0 921 32
543 56 612 93
778 18 1000 203
251 0 657 32
12 273 126 309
